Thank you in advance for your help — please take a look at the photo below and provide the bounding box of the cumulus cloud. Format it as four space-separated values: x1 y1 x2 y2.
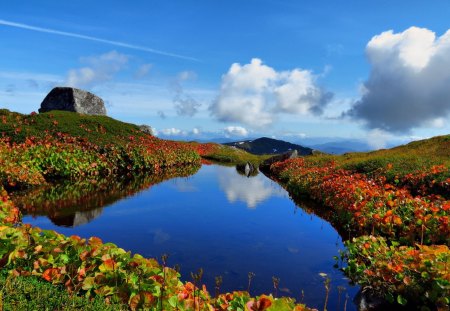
367 128 391 150
218 166 284 208
174 96 200 117
134 63 152 79
346 27 450 133
223 126 249 137
192 127 201 135
160 128 183 135
171 71 201 117
210 58 332 128
66 50 128 89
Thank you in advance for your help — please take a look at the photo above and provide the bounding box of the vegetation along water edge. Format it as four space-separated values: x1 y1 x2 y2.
0 108 448 310
0 109 316 310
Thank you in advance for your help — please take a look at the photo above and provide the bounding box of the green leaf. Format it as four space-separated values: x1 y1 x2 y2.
59 254 70 264
82 276 95 290
397 295 407 306
168 295 178 308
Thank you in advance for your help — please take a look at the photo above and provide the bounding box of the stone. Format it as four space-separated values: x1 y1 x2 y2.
139 124 155 135
39 87 106 115
236 162 258 177
259 150 298 172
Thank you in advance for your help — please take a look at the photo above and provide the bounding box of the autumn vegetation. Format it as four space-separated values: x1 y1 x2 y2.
0 108 448 310
268 136 450 310
0 109 314 310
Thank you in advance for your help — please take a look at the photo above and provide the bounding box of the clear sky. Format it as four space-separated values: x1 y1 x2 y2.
1 1 450 146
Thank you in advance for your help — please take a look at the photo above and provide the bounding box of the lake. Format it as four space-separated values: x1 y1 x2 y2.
16 164 358 310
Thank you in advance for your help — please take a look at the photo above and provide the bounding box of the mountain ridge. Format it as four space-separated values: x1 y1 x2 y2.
223 137 313 155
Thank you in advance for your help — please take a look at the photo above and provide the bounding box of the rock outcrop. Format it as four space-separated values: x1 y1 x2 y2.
39 87 106 115
139 125 155 135
259 150 298 172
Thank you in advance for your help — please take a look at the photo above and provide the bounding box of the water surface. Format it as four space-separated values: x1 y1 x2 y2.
18 164 358 310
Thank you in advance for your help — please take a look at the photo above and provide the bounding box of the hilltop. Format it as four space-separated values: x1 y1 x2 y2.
0 109 148 146
313 134 450 181
224 137 313 155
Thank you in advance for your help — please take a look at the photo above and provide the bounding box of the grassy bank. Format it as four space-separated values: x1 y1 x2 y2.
0 109 314 310
0 109 265 193
0 187 315 311
0 109 200 191
0 270 127 311
267 137 450 309
191 142 270 166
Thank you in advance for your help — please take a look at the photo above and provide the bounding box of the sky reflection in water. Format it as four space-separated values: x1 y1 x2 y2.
21 165 358 310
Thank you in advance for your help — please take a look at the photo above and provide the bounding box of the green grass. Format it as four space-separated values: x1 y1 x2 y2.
0 109 147 146
201 144 271 166
308 134 450 179
0 271 127 311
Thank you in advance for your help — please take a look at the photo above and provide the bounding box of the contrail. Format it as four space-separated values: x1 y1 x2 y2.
0 19 199 62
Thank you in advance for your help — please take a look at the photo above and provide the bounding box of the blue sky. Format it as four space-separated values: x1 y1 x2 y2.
1 1 450 146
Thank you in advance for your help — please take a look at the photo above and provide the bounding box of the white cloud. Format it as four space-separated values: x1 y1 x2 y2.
66 51 129 89
367 128 391 150
160 128 183 135
174 96 200 117
134 63 152 79
171 71 201 117
275 69 333 115
346 27 450 133
218 166 284 208
424 117 446 129
192 127 201 135
223 126 249 137
210 58 332 128
177 71 197 81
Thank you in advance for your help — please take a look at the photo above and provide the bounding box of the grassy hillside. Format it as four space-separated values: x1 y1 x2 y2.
0 109 201 191
0 109 266 168
0 109 147 146
312 134 450 176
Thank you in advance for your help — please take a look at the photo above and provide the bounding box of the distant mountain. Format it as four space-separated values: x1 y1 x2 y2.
309 141 372 154
224 137 313 155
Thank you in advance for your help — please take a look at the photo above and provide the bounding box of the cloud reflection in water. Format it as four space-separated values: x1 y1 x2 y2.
217 166 284 208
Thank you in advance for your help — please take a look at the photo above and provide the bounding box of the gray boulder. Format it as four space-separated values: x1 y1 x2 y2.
139 125 155 136
39 87 106 115
259 150 298 172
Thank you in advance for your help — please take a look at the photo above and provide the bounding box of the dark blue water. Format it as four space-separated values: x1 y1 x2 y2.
21 164 358 310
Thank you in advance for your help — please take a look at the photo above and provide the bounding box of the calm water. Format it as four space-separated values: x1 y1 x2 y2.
18 164 358 310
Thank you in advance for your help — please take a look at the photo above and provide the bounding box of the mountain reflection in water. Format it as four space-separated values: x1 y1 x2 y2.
12 165 200 227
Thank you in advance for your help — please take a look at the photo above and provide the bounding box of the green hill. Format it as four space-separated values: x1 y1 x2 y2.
311 134 450 179
0 109 147 146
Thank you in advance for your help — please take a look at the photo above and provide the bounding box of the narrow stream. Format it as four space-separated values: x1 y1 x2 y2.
15 164 359 310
